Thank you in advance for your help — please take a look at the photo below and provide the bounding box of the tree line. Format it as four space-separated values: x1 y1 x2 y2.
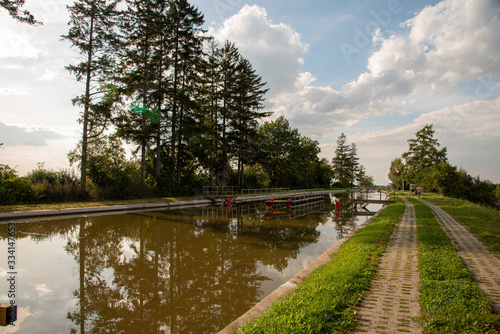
389 124 500 208
0 0 376 204
62 0 274 195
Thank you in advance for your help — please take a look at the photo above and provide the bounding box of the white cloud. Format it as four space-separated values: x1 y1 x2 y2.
406 0 500 83
210 0 500 143
0 87 30 95
0 122 65 146
37 69 59 81
343 96 500 184
209 4 309 98
34 283 52 297
0 29 41 59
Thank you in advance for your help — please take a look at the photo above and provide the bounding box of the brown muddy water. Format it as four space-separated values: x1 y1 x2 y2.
0 193 383 333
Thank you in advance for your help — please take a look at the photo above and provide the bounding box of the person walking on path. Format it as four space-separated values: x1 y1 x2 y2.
410 183 415 196
416 186 422 198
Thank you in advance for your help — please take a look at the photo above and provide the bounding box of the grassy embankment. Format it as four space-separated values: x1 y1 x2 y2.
406 195 500 333
235 198 405 333
421 193 500 258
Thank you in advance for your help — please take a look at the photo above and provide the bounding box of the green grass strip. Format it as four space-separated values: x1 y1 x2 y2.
421 193 500 258
236 198 405 334
407 195 500 333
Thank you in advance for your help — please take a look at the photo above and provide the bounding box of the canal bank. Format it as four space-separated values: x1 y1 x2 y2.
0 190 347 222
0 190 386 334
218 199 390 333
227 194 500 334
0 189 391 333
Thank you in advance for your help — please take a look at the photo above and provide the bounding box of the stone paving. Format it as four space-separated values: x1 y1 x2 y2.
354 196 500 333
354 196 422 333
420 198 500 313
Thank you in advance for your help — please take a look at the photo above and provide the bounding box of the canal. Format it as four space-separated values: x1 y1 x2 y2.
0 192 384 333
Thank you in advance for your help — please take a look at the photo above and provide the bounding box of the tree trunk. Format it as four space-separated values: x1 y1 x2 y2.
81 11 95 193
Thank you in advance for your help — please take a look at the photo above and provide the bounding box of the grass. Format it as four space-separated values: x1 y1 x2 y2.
406 195 500 333
421 193 500 258
235 198 405 333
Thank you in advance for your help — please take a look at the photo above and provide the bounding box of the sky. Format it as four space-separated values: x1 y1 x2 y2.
1 0 499 185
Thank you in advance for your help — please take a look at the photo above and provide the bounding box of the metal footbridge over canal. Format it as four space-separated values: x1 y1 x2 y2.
203 187 393 211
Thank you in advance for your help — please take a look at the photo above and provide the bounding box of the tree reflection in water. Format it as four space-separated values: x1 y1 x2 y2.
0 194 376 333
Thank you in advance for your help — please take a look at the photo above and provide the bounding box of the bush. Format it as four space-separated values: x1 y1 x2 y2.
26 164 85 202
0 177 37 204
420 162 498 208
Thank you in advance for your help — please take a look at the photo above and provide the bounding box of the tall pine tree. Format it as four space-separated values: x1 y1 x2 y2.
332 133 351 187
165 0 206 185
402 124 447 182
63 0 121 192
230 57 270 189
115 0 172 184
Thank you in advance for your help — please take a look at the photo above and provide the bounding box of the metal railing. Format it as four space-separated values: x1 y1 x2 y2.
203 186 238 196
240 188 289 196
289 188 324 194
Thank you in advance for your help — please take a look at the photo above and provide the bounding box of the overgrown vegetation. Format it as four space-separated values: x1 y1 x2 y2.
389 124 498 208
421 193 500 257
235 199 404 333
408 195 500 333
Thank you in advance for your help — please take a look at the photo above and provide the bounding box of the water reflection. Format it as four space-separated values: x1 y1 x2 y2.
0 193 382 333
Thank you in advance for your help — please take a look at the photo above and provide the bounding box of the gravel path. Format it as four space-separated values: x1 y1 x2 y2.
419 198 500 313
354 197 422 333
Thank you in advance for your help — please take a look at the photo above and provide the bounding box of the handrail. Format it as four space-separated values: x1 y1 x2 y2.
240 188 289 196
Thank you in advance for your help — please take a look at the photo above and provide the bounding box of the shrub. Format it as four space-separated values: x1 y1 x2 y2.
0 177 37 204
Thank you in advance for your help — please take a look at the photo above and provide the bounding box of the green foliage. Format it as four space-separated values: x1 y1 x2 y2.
393 125 496 207
402 124 447 183
331 133 351 187
69 136 148 199
57 0 339 199
0 165 33 204
332 134 372 188
0 176 37 205
237 200 405 333
0 163 17 182
388 157 404 189
256 116 327 189
238 166 270 189
26 163 85 202
0 0 40 25
409 197 500 333
0 162 86 204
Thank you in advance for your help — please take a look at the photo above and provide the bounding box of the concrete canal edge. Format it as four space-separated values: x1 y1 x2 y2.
0 199 216 222
0 190 348 222
0 189 390 331
217 204 389 334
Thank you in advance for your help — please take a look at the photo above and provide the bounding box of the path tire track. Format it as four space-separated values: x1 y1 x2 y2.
353 197 421 333
419 198 500 313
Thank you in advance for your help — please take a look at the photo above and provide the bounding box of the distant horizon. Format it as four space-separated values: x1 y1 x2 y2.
1 0 499 185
